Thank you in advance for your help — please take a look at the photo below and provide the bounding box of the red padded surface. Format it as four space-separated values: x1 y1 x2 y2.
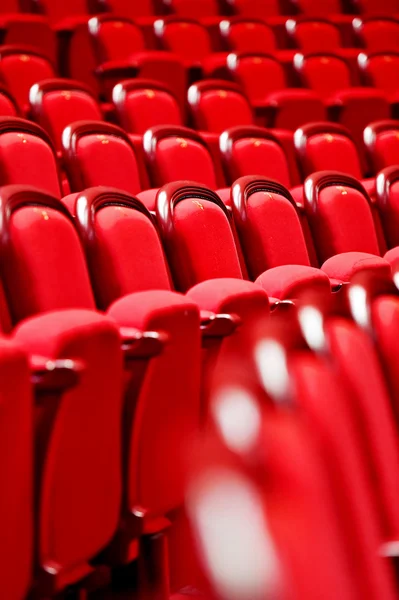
154 138 218 188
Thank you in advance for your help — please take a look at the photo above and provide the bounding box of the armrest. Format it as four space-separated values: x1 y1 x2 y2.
30 354 83 393
119 326 167 360
95 60 139 80
200 310 240 338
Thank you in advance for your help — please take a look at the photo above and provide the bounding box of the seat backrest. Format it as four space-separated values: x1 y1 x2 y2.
0 117 62 198
295 122 363 178
354 17 399 53
220 126 292 187
156 182 244 291
29 79 102 151
231 176 311 278
220 18 277 54
287 19 342 52
188 80 254 133
359 51 399 96
0 0 21 13
0 338 32 600
113 79 182 134
62 121 145 195
143 125 219 188
0 47 54 114
162 0 219 17
0 186 96 323
304 172 380 262
32 0 90 23
295 53 352 99
373 165 399 247
364 120 399 171
92 0 155 19
154 18 212 62
89 16 146 63
228 53 287 105
73 187 172 309
224 0 281 18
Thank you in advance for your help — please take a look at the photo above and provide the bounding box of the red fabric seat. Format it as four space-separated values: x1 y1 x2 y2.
353 17 399 53
350 0 399 15
0 46 55 115
374 166 399 249
112 78 183 134
29 78 103 151
90 0 157 24
364 120 399 172
62 120 156 208
26 0 91 26
220 0 283 18
303 171 394 280
287 0 345 16
0 85 18 116
294 52 390 155
228 52 326 130
286 18 343 52
219 18 278 53
358 51 399 114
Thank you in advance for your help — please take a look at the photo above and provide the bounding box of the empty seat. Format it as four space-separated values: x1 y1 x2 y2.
27 0 92 26
90 0 157 24
349 0 399 15
112 78 183 134
286 18 342 52
228 52 326 130
303 171 396 280
286 0 345 15
364 119 399 172
0 338 32 600
0 46 55 115
0 117 62 197
353 17 399 53
294 122 374 194
358 51 399 112
143 124 228 201
374 165 399 248
160 0 220 19
294 52 390 154
219 18 278 53
156 180 331 300
0 84 17 115
153 18 227 77
29 78 103 151
220 0 282 18
62 120 156 209
89 15 146 65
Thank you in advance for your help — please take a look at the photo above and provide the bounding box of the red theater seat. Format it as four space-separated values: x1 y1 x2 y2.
112 78 183 134
286 0 345 16
62 120 155 208
228 52 326 130
29 78 103 151
160 0 220 19
0 85 18 115
286 18 343 52
349 0 399 15
295 52 390 155
89 15 146 65
364 119 399 172
0 46 55 115
91 0 157 24
143 125 228 202
220 0 282 18
0 117 62 197
358 51 399 114
219 18 278 53
27 0 91 26
303 171 395 280
0 338 32 600
294 122 375 193
353 17 399 53
374 166 399 249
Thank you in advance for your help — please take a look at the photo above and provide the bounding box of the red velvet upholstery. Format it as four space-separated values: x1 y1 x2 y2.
154 18 213 63
0 87 17 117
352 0 399 14
89 15 146 64
364 120 399 172
29 0 91 25
221 0 282 18
228 52 326 129
188 80 253 133
290 0 344 15
143 125 221 189
304 172 382 264
62 121 148 198
353 17 399 53
0 338 32 600
295 52 352 100
29 79 102 151
286 19 342 52
219 18 277 53
161 0 219 17
0 117 62 198
322 251 391 281
375 166 399 247
0 46 55 115
91 0 156 21
294 122 364 178
358 51 399 102
220 126 292 186
112 79 182 134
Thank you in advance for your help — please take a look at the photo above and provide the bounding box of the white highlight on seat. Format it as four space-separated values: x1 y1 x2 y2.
349 284 370 328
255 339 289 401
298 305 326 351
